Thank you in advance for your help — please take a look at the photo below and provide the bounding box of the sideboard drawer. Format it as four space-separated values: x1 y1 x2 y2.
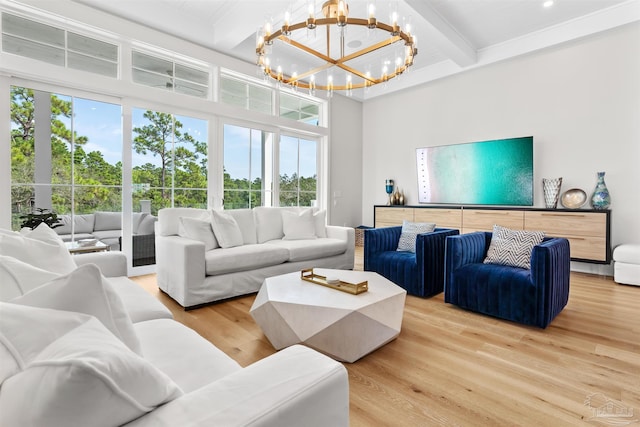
462 209 524 233
524 211 606 237
375 207 414 228
414 208 462 230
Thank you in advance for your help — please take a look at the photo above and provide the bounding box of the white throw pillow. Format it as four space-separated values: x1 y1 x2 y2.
19 222 65 244
0 303 183 427
282 209 317 240
210 210 244 248
314 209 328 238
396 220 436 253
227 209 257 244
254 207 286 243
178 217 219 250
0 255 59 301
484 224 545 269
10 263 142 355
0 224 76 274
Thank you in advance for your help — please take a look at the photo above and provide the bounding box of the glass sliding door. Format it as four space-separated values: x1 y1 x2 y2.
223 123 273 209
10 85 123 251
131 108 207 266
279 134 317 207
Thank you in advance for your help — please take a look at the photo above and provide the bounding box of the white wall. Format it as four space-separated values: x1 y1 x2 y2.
362 23 640 275
329 95 363 227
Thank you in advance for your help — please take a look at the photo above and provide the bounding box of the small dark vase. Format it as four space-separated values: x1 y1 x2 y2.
590 172 611 210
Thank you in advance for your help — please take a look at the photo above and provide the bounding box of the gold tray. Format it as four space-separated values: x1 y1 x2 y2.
301 268 368 295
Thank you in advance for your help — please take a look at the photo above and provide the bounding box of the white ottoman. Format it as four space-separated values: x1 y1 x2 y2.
613 244 640 286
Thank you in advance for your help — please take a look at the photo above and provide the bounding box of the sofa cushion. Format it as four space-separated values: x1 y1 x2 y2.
91 229 122 240
205 244 290 275
0 224 77 275
227 208 257 244
0 255 59 301
265 238 347 262
55 213 95 235
211 210 244 248
137 214 157 235
314 209 328 238
158 208 208 236
134 319 241 393
132 212 148 234
0 303 182 427
283 209 317 240
484 225 545 270
10 263 142 355
397 220 436 253
105 276 173 323
178 217 218 250
57 232 95 242
94 211 122 231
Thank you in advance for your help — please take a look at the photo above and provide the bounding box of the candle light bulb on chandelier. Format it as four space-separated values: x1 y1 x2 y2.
309 74 316 96
390 11 399 35
306 2 316 29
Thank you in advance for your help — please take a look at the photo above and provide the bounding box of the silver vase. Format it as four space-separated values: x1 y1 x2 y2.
543 177 562 209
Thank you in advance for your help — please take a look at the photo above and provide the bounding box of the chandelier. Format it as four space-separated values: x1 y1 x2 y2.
256 0 418 96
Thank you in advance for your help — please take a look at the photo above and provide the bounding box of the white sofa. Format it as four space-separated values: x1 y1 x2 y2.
0 225 350 426
156 207 355 308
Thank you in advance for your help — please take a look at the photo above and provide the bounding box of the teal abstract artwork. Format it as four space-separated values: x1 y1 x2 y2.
416 136 533 205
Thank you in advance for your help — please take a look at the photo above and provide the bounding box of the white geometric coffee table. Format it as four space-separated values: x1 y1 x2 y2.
250 269 407 363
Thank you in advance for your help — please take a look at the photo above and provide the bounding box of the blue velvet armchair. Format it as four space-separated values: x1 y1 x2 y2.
364 226 460 297
445 232 570 328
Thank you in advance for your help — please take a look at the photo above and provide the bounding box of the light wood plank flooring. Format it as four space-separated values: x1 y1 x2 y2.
131 248 640 426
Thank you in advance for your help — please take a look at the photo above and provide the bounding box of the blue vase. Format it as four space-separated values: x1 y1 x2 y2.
590 172 610 210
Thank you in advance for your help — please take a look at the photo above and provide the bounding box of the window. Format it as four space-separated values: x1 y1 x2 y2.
220 73 272 115
280 92 320 125
2 13 118 78
132 51 209 98
279 135 317 207
132 108 208 212
10 85 122 232
223 124 273 209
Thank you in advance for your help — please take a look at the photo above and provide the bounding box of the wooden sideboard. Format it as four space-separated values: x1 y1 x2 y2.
373 205 611 264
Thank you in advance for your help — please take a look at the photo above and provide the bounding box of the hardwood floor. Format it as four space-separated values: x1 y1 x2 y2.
131 248 640 426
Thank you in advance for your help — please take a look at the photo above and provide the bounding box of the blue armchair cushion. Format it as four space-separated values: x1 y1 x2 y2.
483 225 545 269
397 220 436 252
365 226 459 297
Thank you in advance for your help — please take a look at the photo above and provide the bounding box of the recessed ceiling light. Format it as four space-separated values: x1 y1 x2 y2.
347 40 362 49
543 0 554 8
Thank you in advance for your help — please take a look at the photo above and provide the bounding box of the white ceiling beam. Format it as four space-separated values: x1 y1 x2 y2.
405 0 477 67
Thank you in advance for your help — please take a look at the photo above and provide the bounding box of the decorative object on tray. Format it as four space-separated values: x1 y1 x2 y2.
385 179 394 205
77 238 99 247
590 171 611 210
301 268 368 295
542 177 562 209
560 188 587 209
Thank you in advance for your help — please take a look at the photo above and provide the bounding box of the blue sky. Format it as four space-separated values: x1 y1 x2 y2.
65 95 316 179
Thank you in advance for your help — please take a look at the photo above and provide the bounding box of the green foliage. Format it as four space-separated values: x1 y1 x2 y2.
10 86 317 225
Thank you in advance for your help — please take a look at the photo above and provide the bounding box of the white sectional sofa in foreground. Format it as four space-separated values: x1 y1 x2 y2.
156 207 355 308
0 224 350 426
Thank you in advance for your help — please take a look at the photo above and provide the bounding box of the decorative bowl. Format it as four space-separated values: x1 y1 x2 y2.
560 188 587 209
